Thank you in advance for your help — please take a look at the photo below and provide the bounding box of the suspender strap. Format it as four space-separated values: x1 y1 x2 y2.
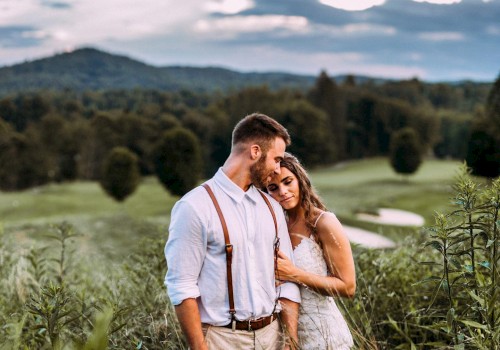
202 183 236 318
202 183 279 324
258 191 278 238
258 191 280 294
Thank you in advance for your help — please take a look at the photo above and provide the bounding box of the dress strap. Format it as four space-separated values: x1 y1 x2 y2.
313 211 326 228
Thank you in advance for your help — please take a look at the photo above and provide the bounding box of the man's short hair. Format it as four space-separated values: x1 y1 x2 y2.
232 113 291 153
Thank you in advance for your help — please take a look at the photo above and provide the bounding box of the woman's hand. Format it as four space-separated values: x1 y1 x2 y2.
275 250 299 283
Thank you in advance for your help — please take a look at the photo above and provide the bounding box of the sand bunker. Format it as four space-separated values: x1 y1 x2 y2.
356 208 425 227
343 225 396 249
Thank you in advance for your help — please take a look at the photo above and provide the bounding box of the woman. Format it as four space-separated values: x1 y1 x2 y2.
265 152 355 350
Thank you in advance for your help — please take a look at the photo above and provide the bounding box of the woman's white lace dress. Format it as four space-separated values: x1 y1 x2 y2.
293 230 354 349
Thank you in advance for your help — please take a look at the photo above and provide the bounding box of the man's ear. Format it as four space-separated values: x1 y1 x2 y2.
250 144 261 160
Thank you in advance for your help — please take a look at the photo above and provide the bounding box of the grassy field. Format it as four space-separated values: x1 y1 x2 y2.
0 157 465 252
2 157 497 349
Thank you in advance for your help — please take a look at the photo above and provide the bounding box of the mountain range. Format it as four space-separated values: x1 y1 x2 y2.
0 48 317 95
0 48 399 96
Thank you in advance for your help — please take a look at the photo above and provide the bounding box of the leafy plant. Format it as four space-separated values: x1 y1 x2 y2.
418 164 499 348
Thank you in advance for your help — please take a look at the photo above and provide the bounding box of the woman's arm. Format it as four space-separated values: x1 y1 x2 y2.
276 213 356 298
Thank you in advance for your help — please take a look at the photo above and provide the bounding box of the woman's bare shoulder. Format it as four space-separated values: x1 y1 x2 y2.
315 211 348 242
315 211 340 229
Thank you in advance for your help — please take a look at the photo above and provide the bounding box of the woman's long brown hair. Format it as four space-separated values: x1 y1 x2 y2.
268 152 327 231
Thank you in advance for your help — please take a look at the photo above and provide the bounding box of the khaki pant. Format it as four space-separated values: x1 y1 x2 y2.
201 319 284 350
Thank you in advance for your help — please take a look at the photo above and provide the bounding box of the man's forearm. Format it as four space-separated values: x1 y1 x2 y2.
279 298 300 349
174 298 207 350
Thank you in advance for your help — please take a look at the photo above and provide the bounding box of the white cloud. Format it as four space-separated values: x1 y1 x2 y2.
412 0 461 4
341 23 396 35
487 25 500 35
312 22 396 37
194 15 309 38
205 0 254 14
0 0 40 25
418 31 465 41
407 52 423 61
0 0 207 46
184 44 426 80
318 0 385 11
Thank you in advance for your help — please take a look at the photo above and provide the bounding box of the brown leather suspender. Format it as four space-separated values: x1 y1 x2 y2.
202 183 278 328
202 183 236 319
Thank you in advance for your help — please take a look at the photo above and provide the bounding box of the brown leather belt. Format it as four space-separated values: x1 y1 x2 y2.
221 312 279 331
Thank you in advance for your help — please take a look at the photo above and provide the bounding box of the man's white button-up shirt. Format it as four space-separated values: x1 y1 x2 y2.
165 168 301 326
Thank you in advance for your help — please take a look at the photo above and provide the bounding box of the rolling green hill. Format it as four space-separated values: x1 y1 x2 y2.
0 47 317 95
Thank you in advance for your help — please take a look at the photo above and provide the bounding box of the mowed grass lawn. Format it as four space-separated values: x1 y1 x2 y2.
0 157 467 250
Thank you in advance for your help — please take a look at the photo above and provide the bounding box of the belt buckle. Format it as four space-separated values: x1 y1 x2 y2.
247 319 252 331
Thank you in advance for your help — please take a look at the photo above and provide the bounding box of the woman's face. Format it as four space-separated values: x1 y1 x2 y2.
266 167 300 210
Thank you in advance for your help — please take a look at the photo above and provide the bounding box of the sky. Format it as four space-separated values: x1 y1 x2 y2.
0 0 499 82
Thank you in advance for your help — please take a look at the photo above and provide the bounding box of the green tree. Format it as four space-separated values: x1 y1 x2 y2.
308 71 346 160
82 113 123 179
154 127 203 196
389 127 423 177
281 99 336 166
0 130 50 190
100 147 140 202
35 114 82 182
466 73 500 179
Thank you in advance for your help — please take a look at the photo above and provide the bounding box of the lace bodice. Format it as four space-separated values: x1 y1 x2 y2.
293 233 353 349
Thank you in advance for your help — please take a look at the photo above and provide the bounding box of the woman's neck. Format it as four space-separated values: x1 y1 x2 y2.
286 206 305 223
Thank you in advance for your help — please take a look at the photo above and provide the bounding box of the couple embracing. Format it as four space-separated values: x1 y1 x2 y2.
165 113 356 349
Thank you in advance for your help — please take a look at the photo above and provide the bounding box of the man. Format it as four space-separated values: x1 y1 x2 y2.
165 113 300 349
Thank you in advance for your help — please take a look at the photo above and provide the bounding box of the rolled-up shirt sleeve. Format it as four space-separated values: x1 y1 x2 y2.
165 199 207 306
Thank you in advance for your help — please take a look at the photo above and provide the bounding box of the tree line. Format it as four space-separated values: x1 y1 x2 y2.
0 71 498 196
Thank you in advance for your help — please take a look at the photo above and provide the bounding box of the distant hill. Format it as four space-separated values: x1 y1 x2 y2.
0 48 325 95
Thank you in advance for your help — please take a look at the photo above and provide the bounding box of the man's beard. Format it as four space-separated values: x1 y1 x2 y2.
250 154 269 189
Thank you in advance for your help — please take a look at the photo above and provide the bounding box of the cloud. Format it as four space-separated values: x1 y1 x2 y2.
412 0 461 4
0 26 42 47
487 25 500 35
0 0 207 46
0 0 499 81
185 44 427 79
205 0 254 14
0 0 40 25
194 15 309 38
418 31 465 41
41 1 72 9
318 0 385 11
340 23 396 35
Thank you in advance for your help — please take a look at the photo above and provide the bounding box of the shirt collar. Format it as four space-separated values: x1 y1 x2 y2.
214 168 260 204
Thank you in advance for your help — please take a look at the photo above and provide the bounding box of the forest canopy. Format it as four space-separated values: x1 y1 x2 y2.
0 68 496 192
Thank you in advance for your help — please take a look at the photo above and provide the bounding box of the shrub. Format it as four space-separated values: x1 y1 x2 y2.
154 127 203 196
100 147 140 202
389 127 423 177
0 220 184 349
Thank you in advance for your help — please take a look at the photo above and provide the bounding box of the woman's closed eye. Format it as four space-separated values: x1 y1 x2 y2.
267 184 277 192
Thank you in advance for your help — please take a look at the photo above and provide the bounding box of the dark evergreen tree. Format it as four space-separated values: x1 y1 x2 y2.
154 127 203 196
36 114 80 182
466 73 500 179
100 147 140 202
466 124 499 178
0 130 51 191
282 99 336 166
308 71 346 160
389 127 423 177
343 75 356 87
82 113 123 179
